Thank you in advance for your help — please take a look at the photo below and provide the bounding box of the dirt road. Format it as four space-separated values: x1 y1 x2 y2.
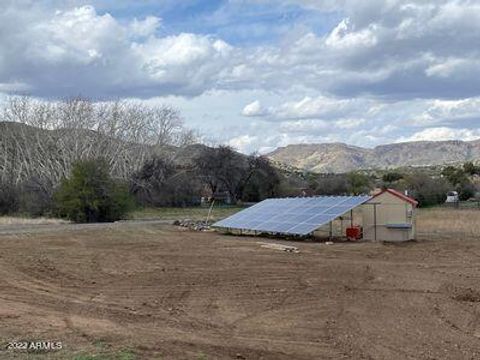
0 222 479 359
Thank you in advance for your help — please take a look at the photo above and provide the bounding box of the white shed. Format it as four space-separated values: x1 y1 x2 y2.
362 188 418 242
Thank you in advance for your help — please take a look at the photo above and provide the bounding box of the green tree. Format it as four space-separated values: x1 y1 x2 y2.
441 164 477 200
54 159 134 223
463 161 480 175
194 146 279 203
442 166 469 186
346 172 372 195
242 156 282 201
405 172 449 207
458 182 476 201
382 171 403 184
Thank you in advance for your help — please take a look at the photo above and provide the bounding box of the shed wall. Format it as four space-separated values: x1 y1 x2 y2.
362 191 416 241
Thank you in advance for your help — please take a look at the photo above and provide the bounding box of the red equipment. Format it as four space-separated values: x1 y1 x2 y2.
346 226 363 241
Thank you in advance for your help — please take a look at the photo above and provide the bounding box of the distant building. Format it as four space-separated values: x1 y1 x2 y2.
199 184 233 205
445 191 459 204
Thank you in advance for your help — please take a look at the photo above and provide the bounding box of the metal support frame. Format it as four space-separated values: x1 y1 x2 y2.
363 202 380 242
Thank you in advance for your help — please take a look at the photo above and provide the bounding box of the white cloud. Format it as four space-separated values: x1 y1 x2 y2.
426 58 468 78
410 97 480 126
1 1 480 153
335 118 365 129
131 33 233 95
2 1 480 101
228 134 258 153
325 18 377 49
425 58 480 79
278 117 365 133
129 16 161 38
0 81 31 92
400 127 480 143
227 1 480 99
279 120 329 133
0 4 233 97
244 95 371 121
30 6 123 64
241 100 267 117
276 96 346 119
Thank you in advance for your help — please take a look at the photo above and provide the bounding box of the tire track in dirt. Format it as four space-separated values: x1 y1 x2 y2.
1 224 480 359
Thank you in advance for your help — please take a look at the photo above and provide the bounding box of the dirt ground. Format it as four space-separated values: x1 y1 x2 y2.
0 221 479 359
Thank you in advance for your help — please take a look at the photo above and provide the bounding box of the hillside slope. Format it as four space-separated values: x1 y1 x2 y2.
268 140 480 173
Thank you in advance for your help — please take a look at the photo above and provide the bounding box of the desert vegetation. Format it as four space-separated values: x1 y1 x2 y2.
0 96 291 221
307 163 479 207
0 96 194 216
54 159 134 223
0 96 479 222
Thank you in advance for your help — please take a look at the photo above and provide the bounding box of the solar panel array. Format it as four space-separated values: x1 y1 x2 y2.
213 196 372 236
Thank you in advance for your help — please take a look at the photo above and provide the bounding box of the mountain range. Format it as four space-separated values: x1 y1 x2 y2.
3 121 479 175
267 139 480 173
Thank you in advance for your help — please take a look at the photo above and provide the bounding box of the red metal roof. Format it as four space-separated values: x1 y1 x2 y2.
371 188 418 206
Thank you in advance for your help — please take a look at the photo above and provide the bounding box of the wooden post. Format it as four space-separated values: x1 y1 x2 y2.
350 209 354 227
373 203 378 242
329 221 333 240
206 199 215 225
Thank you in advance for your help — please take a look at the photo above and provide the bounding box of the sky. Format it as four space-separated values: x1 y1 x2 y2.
1 0 480 153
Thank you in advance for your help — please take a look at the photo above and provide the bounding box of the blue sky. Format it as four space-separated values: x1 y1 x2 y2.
1 0 480 153
94 0 341 45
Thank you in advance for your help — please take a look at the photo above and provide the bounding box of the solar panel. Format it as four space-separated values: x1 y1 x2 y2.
212 196 372 236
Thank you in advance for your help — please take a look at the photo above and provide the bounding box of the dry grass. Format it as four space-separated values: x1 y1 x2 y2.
129 206 244 221
0 216 70 226
1 207 477 241
417 207 480 239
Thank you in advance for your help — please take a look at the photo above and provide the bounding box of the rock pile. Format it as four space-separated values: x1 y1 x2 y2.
174 219 211 231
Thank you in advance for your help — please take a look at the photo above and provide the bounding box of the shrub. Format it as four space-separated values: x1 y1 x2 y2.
313 174 349 195
19 177 55 216
463 162 480 176
242 157 282 201
54 159 134 223
130 156 201 207
0 182 19 215
382 171 403 183
458 182 476 201
346 171 373 195
405 172 449 207
442 166 469 186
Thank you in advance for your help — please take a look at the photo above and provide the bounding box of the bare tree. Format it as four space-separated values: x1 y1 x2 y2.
0 96 199 214
130 156 192 206
193 146 277 203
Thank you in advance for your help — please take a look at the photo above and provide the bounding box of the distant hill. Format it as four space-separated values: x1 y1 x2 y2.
268 140 480 173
